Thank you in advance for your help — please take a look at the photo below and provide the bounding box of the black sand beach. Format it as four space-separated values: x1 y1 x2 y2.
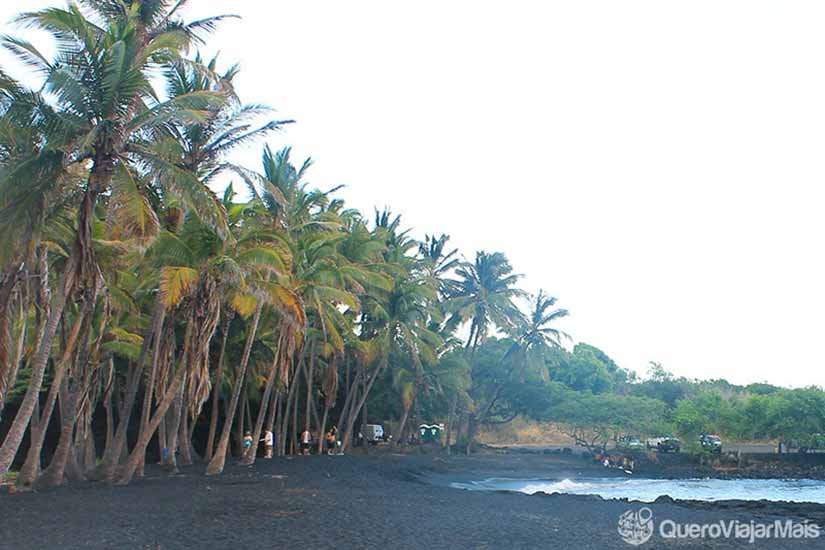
2 452 824 549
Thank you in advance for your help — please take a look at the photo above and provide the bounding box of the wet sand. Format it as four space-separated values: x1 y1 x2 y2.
1 452 823 549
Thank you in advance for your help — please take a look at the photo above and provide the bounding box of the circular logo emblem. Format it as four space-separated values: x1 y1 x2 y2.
617 507 654 546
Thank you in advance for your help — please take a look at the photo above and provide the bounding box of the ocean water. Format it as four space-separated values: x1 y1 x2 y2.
450 477 825 503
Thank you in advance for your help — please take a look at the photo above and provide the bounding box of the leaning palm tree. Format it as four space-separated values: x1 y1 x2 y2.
0 1 231 477
149 53 291 195
418 233 460 298
340 271 442 452
470 291 569 448
147 55 287 462
447 251 526 355
445 251 527 453
148 211 300 476
513 290 570 373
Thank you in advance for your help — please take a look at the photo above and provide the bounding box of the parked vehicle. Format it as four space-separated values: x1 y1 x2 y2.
617 435 643 450
645 436 665 449
361 424 385 445
699 434 722 454
795 433 825 454
647 436 680 453
659 437 680 453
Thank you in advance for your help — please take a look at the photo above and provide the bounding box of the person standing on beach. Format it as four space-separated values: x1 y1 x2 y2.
325 427 337 455
261 430 274 459
243 431 254 459
300 429 311 455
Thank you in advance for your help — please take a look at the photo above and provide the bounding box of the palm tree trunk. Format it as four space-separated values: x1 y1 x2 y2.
341 357 387 452
162 369 185 472
266 388 280 434
15 295 90 489
0 248 70 477
1 151 116 476
303 349 315 434
116 361 188 485
0 261 22 386
205 311 232 461
0 282 27 417
335 368 358 447
103 359 115 452
317 406 330 455
14 363 69 489
97 302 164 481
290 376 300 455
273 390 284 455
78 417 96 472
37 377 77 488
240 352 280 465
38 285 100 489
15 390 53 490
205 303 261 475
136 309 166 477
445 396 458 456
157 416 167 464
233 388 245 458
178 411 193 466
244 396 252 452
395 396 415 448
464 415 477 455
279 362 299 456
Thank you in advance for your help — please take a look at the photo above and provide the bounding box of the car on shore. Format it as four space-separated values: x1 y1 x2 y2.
794 433 825 453
699 434 722 454
646 436 680 453
617 435 644 450
361 424 385 445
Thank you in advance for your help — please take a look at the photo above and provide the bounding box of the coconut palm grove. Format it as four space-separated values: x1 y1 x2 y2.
2 0 825 501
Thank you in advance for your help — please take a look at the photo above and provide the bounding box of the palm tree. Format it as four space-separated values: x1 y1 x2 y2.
147 54 287 464
0 1 230 478
448 251 526 355
512 290 570 373
418 233 460 298
445 251 527 453
341 271 442 451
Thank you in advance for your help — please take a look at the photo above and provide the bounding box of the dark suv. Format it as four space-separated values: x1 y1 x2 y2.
699 434 722 454
657 437 681 453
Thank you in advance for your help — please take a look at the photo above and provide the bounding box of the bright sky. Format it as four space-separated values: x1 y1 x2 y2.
2 1 824 388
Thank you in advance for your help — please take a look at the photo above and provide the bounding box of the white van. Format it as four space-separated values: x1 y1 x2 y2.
361 424 385 444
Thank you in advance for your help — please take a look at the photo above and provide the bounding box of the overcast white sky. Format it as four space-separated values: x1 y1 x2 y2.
2 1 824 388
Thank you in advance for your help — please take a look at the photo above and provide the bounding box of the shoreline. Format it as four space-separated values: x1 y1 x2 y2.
2 452 824 549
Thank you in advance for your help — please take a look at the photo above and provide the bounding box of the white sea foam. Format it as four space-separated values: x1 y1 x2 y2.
452 477 825 503
519 479 593 495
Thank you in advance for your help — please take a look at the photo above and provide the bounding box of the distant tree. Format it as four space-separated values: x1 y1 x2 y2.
545 390 669 452
550 344 616 394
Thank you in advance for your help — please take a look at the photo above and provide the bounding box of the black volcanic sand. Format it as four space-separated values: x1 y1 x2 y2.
2 452 824 549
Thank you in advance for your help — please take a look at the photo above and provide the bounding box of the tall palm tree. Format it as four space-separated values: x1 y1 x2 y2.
0 1 230 477
448 251 526 354
341 271 441 451
418 233 460 298
445 251 527 452
511 290 570 373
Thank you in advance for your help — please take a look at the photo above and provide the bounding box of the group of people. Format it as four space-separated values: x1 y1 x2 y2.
593 448 635 474
240 426 341 459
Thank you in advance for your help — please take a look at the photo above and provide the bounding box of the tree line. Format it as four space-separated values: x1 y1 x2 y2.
0 1 572 490
480 347 825 452
1 2 816 493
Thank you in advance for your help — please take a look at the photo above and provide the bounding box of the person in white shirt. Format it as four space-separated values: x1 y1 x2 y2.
300 429 311 455
261 430 274 458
